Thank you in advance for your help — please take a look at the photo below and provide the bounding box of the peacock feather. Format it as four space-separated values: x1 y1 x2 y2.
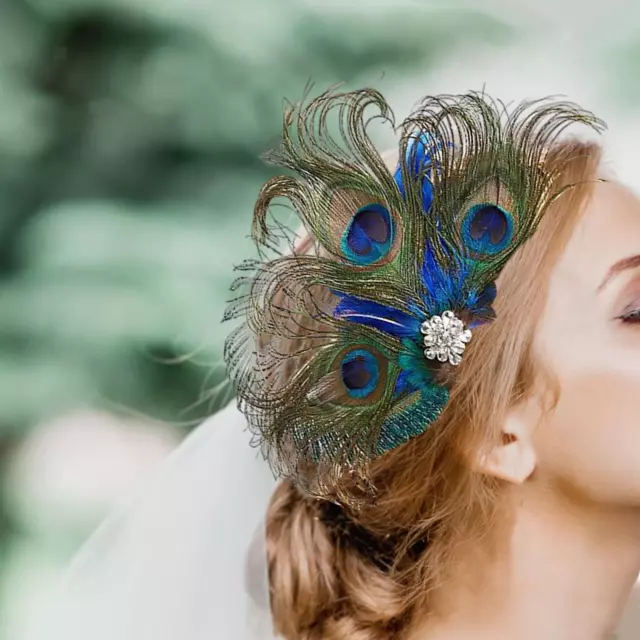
222 88 604 497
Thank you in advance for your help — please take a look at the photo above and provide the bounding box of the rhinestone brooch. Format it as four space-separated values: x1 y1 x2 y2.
420 310 472 366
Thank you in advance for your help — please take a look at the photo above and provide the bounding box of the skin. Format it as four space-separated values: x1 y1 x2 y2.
413 181 640 640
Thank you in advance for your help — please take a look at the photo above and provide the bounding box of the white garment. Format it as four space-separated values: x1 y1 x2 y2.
42 399 277 640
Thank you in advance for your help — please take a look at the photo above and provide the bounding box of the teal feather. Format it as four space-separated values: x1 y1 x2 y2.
377 385 450 455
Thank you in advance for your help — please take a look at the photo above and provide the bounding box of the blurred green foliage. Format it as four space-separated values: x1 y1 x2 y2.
0 0 512 433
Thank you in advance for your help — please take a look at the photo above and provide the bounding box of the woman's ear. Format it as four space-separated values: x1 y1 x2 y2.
474 403 538 484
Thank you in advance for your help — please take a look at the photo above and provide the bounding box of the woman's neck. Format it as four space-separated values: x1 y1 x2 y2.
412 487 640 640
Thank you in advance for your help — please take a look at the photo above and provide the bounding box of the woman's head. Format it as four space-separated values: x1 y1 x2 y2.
226 91 619 638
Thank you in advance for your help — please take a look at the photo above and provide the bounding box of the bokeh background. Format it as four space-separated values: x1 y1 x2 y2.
1 0 639 638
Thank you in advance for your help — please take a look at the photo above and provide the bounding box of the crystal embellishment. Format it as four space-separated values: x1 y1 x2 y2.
420 310 472 366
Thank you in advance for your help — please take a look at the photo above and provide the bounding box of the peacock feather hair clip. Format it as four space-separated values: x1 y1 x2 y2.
223 87 604 499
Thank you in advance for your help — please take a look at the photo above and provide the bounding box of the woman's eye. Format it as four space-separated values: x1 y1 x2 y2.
619 308 640 324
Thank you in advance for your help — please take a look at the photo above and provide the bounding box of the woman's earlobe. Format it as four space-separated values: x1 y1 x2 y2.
474 412 537 484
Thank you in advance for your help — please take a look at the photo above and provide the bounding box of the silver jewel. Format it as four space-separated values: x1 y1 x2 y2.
420 310 472 367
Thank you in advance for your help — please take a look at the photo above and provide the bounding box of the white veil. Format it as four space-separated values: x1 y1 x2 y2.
39 398 278 640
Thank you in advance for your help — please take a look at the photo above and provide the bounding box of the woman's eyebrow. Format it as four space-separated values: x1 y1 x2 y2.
597 254 640 293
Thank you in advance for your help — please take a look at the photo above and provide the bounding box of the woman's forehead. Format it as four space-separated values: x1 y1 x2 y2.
552 181 640 292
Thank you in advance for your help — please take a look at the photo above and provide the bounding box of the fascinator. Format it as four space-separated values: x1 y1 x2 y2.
223 88 604 501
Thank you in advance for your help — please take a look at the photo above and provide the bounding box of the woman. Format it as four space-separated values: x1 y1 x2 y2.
47 89 640 640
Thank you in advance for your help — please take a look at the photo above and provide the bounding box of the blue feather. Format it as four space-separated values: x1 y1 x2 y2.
419 243 472 315
393 370 413 396
394 133 435 213
418 244 499 327
333 293 421 339
467 282 497 328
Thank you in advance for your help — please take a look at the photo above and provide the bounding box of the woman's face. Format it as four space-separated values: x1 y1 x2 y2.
532 180 640 505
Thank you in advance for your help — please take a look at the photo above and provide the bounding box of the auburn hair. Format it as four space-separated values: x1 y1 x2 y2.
264 139 602 639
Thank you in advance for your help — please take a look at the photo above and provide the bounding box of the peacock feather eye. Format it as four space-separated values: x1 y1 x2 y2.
340 348 380 398
461 203 514 256
341 203 393 265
